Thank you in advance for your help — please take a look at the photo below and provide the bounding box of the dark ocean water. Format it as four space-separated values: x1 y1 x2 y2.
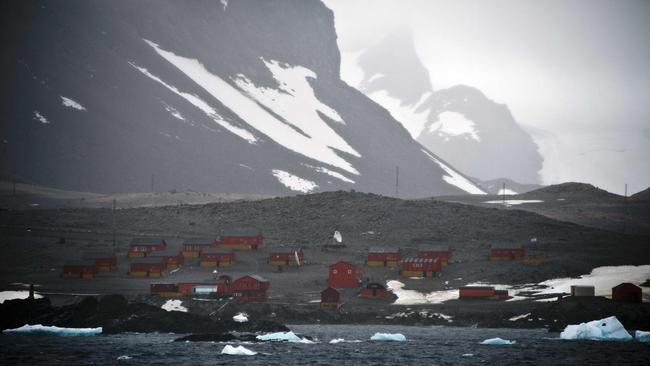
1 325 648 365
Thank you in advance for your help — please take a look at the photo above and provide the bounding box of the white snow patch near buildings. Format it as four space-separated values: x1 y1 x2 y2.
370 333 406 342
145 39 360 175
60 96 86 111
161 299 187 312
560 316 632 341
272 169 318 193
33 111 49 124
386 280 458 305
3 324 102 336
129 61 257 144
221 345 257 356
0 290 43 303
429 111 480 142
483 199 544 205
421 149 486 195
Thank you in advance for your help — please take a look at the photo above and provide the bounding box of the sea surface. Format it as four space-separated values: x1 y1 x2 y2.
1 324 648 365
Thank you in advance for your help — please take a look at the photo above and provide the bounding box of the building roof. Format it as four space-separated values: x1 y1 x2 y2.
321 287 340 295
182 238 216 245
130 257 165 264
147 249 182 257
63 260 97 267
613 282 641 290
130 238 166 246
201 247 233 254
368 246 400 253
365 282 386 289
236 274 269 283
219 228 262 237
82 251 116 259
329 261 357 269
459 286 495 290
490 243 524 249
401 257 438 263
271 247 302 254
417 244 451 252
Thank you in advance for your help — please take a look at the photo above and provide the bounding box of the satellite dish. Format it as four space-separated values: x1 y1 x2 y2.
333 230 342 243
294 251 301 266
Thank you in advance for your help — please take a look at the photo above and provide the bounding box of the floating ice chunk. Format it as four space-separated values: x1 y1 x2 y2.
3 324 102 336
560 316 632 341
117 355 132 360
329 338 362 344
256 331 312 343
370 333 406 342
480 337 516 345
221 345 257 356
233 313 248 323
635 330 650 342
161 299 187 312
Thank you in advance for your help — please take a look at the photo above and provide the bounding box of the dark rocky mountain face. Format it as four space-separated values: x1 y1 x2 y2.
1 0 485 197
349 30 543 185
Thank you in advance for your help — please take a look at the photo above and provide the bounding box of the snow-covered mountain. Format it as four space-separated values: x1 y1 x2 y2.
1 0 485 197
345 30 543 184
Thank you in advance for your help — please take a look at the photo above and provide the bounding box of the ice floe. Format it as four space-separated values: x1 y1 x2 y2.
634 330 650 342
221 345 257 356
3 324 102 336
560 316 632 341
329 338 362 344
370 333 406 342
480 337 516 345
161 299 187 312
33 111 49 124
256 331 313 343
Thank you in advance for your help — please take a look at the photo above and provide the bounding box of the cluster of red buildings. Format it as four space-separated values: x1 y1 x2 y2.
490 244 525 261
151 274 270 302
61 252 118 279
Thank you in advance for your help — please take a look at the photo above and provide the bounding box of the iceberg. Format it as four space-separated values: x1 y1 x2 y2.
256 331 313 343
2 324 102 336
329 338 362 344
634 330 650 342
560 316 633 341
480 337 516 345
370 333 406 342
233 313 248 323
221 345 257 356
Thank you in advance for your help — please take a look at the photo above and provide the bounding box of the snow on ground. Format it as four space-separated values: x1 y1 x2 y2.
221 345 256 356
60 96 86 111
161 299 187 312
33 111 49 124
483 199 544 205
145 39 360 175
480 337 516 345
301 164 355 184
272 169 318 193
560 316 632 341
3 324 102 336
428 111 481 142
497 188 518 195
509 313 531 321
421 149 486 195
220 0 228 11
370 333 406 342
233 313 248 323
366 89 431 138
0 290 43 303
129 61 257 144
386 280 458 305
161 102 185 121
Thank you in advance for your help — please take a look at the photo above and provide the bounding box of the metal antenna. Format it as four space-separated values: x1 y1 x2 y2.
502 182 506 205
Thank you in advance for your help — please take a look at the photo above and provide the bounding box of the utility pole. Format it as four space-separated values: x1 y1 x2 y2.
502 182 506 205
112 199 117 251
151 174 155 193
395 166 399 198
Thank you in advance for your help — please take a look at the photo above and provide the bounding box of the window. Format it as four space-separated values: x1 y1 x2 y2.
332 269 338 274
347 269 352 274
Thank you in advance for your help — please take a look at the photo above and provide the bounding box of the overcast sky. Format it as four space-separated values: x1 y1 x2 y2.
324 0 650 194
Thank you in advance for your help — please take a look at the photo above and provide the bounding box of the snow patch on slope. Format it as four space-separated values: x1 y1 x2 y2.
366 90 431 138
33 111 49 124
272 169 318 193
386 280 458 305
60 96 86 111
129 61 257 144
144 40 360 175
161 102 185 121
429 111 480 142
421 149 486 195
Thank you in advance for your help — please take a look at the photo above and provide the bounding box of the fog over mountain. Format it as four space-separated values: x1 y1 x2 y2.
326 0 650 195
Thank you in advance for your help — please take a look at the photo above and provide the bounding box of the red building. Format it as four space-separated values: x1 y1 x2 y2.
128 257 165 277
360 282 389 299
232 275 270 302
219 229 264 251
269 248 304 267
128 238 167 258
459 286 508 300
417 245 452 265
150 283 180 296
182 238 217 258
148 249 184 269
490 244 525 261
400 258 441 278
328 261 362 288
177 276 233 296
61 261 97 279
321 287 340 309
367 247 401 267
200 248 235 267
612 283 642 303
83 251 117 272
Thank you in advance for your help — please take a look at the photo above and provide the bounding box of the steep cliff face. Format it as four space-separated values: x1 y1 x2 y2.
1 0 484 197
